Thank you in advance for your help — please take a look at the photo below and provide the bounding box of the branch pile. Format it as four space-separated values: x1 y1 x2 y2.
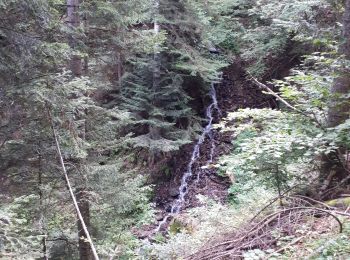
186 196 349 260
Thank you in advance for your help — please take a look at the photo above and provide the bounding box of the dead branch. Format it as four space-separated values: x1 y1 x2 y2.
187 205 344 260
263 236 305 259
248 75 325 129
249 76 302 113
46 106 100 260
291 195 336 209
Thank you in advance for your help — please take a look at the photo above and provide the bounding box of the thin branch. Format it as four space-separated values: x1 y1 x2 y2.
291 195 336 209
263 236 305 259
0 137 8 150
248 74 325 129
187 206 344 260
249 183 311 223
249 75 303 112
0 25 42 39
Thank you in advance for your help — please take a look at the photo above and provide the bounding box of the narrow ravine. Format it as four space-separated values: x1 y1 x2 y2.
156 80 222 232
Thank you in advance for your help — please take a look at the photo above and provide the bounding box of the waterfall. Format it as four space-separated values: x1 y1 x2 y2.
156 80 221 232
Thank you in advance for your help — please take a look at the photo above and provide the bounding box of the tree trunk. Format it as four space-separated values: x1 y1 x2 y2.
147 0 162 165
67 0 82 76
38 153 48 260
153 0 161 92
149 0 162 142
76 188 92 260
116 52 123 86
67 1 92 259
328 0 350 127
320 0 350 197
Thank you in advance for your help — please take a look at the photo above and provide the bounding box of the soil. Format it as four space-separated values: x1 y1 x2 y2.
133 63 276 238
158 68 275 204
135 49 300 237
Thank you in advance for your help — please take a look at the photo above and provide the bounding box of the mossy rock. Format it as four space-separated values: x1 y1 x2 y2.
169 216 196 234
325 197 350 207
169 219 183 234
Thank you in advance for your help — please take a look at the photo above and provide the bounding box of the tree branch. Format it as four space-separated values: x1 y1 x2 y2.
249 75 304 113
248 74 325 129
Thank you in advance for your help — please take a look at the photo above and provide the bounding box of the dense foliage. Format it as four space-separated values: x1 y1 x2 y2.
1 0 350 259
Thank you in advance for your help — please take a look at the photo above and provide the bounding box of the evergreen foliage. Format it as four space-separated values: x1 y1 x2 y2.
1 0 350 258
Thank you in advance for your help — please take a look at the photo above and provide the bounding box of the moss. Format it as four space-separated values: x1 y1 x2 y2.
325 197 350 207
169 217 196 234
169 219 183 234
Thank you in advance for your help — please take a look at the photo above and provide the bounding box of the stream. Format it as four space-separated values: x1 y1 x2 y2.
156 80 222 232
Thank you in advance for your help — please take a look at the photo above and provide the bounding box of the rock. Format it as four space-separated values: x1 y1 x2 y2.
209 47 220 54
131 225 154 239
201 164 218 170
48 237 75 259
0 217 10 225
155 213 164 221
169 187 180 197
136 230 152 239
325 197 350 207
169 215 199 234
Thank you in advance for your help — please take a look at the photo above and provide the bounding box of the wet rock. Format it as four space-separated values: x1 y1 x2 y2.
0 217 10 225
48 237 75 259
221 133 234 144
155 212 164 221
169 187 180 197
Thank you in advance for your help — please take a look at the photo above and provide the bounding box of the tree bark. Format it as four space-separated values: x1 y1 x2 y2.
76 187 93 260
149 0 162 142
116 52 123 86
328 0 350 127
38 153 48 260
153 0 161 92
320 0 350 197
67 1 93 259
67 0 82 76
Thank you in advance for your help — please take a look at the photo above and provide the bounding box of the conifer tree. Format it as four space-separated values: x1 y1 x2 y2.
117 0 227 161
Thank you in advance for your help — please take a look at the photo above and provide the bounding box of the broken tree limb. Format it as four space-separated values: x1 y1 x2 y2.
186 205 344 260
263 236 305 259
248 74 325 129
47 106 100 260
249 75 303 113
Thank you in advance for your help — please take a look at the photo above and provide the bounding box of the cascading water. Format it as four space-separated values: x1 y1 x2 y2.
156 80 222 232
195 83 222 182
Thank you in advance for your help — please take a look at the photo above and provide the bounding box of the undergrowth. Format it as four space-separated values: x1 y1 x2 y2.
278 217 350 259
138 185 275 259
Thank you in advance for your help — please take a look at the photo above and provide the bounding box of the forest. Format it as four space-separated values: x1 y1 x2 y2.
1 0 350 259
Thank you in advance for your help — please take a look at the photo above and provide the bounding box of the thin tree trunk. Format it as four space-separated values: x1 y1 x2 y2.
116 52 122 86
67 0 82 76
38 153 48 260
76 187 92 260
153 0 161 92
149 0 161 144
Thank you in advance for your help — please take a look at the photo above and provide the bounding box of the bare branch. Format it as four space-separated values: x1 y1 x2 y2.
248 74 325 129
249 75 303 113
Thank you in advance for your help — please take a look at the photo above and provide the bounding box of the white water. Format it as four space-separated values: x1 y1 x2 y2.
156 81 222 232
